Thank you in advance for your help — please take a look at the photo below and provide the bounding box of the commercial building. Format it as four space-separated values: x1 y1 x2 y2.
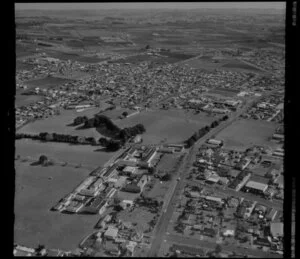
244 180 268 195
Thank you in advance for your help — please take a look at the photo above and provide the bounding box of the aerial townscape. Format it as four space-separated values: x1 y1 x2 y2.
14 3 286 258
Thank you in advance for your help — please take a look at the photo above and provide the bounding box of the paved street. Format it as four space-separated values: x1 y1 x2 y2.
166 234 282 258
148 88 280 257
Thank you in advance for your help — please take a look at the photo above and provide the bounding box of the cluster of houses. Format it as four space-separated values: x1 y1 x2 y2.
240 49 285 77
241 94 284 121
183 96 241 114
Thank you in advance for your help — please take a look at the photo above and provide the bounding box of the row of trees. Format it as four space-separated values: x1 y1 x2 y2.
98 123 146 151
184 115 229 148
16 132 98 145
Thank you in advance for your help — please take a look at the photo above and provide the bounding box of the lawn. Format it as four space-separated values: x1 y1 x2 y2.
15 139 118 167
18 108 101 139
215 119 280 151
115 109 215 145
15 94 43 108
14 162 98 250
156 153 180 172
117 207 155 233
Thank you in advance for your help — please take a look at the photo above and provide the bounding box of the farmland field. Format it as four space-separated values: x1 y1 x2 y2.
15 139 118 167
115 109 216 144
215 119 280 151
14 162 98 250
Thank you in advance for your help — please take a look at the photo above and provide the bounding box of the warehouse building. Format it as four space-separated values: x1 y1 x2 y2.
244 181 268 195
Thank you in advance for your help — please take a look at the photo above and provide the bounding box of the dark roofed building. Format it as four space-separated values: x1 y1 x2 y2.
170 244 205 256
121 183 141 193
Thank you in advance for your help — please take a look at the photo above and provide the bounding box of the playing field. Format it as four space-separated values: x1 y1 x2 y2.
115 109 215 144
14 162 98 250
18 108 101 139
215 119 280 151
15 139 118 167
15 93 43 108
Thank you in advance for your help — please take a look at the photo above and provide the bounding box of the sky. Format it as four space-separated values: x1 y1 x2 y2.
15 2 286 10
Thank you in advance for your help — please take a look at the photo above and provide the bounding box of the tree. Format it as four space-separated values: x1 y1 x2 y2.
122 111 128 117
215 244 222 255
161 173 172 181
99 137 109 147
39 155 48 165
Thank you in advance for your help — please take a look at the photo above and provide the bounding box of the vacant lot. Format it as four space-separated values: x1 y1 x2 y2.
115 109 215 144
18 108 101 138
117 207 155 233
215 119 280 151
156 153 180 172
14 162 97 250
15 139 118 167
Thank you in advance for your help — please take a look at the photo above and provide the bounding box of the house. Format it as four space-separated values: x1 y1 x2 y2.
137 175 150 191
141 148 157 167
121 183 141 193
133 135 142 143
202 227 216 237
272 133 284 141
254 237 271 247
105 240 120 256
270 222 283 238
206 174 220 184
120 199 134 209
123 166 138 175
170 244 205 256
114 176 127 188
266 208 278 221
223 229 235 237
104 226 119 240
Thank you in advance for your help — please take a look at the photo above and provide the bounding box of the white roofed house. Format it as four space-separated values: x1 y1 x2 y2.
244 181 268 195
207 139 223 146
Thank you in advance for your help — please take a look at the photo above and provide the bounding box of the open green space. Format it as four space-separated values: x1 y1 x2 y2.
18 108 101 138
215 119 280 151
14 161 97 250
15 93 43 108
15 139 118 167
115 109 215 145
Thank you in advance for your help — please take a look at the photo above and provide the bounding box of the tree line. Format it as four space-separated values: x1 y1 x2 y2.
184 115 229 148
16 114 146 152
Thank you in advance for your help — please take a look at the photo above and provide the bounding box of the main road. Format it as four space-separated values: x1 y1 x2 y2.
147 88 279 256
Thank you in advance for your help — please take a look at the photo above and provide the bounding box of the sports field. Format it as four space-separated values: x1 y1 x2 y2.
14 162 98 250
18 108 101 139
215 119 280 151
115 109 216 144
15 139 118 167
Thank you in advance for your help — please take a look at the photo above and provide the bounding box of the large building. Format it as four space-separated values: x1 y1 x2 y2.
244 180 268 195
